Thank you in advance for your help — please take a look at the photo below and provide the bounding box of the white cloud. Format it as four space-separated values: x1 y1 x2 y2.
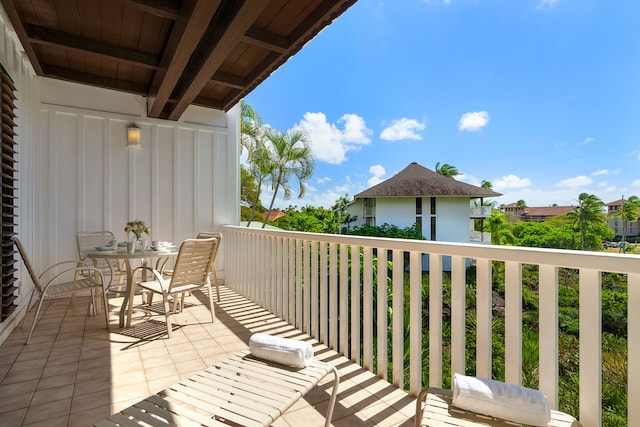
537 0 558 9
556 175 593 188
633 180 640 187
295 112 372 165
493 174 531 191
592 169 609 176
380 118 426 141
316 177 331 184
459 111 490 132
368 164 386 187
577 137 593 146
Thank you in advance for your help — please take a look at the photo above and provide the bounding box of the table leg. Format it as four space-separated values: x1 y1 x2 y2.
119 259 134 328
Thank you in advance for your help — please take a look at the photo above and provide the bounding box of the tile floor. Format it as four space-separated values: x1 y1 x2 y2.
0 286 416 426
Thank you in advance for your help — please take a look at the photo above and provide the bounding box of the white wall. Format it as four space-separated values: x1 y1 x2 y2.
376 197 415 228
436 198 471 243
0 7 240 343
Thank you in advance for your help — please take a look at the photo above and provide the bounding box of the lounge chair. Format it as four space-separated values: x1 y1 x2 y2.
93 348 339 427
415 387 582 427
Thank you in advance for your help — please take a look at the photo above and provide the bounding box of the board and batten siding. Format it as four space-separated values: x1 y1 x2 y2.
436 198 472 243
35 102 239 271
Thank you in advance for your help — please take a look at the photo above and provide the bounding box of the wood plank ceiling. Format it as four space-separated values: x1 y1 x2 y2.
0 0 356 120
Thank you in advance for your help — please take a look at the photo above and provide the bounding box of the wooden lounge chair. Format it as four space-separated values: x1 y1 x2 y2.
415 387 582 427
93 349 339 427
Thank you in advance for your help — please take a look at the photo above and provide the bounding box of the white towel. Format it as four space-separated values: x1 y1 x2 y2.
249 333 314 368
452 373 551 426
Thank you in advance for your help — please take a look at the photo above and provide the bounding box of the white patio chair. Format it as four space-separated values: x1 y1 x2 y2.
132 237 218 338
15 237 109 344
76 231 126 294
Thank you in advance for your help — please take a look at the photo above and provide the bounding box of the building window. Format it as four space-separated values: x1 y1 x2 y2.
430 217 436 241
363 198 375 227
1 68 17 323
416 198 422 215
431 198 436 215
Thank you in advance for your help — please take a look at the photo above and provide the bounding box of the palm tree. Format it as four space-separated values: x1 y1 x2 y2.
485 212 516 245
261 128 314 228
245 138 274 226
481 180 493 190
567 193 605 250
240 99 262 158
435 162 460 178
612 195 640 247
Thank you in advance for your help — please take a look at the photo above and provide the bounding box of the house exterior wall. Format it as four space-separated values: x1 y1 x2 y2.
0 8 240 343
436 198 472 243
346 196 472 243
376 197 416 228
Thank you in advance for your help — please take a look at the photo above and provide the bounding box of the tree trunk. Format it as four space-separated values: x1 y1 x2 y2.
262 181 281 229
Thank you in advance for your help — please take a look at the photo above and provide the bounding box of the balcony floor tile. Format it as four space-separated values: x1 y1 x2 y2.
0 285 417 426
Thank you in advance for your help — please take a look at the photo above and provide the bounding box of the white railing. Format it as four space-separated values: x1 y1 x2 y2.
470 231 492 243
222 225 640 427
470 205 493 217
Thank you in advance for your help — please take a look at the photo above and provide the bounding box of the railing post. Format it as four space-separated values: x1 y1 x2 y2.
504 261 523 385
476 258 492 378
629 273 640 427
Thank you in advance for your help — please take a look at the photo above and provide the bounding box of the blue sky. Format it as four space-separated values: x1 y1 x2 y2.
245 0 640 210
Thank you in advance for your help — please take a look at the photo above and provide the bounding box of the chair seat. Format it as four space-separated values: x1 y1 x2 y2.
44 277 103 297
416 388 582 427
138 278 201 295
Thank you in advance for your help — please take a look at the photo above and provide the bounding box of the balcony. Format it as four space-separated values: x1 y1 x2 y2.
2 226 636 426
470 230 492 243
470 205 493 218
223 225 640 427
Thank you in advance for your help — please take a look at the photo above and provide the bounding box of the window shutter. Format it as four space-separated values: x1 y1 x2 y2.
1 68 17 322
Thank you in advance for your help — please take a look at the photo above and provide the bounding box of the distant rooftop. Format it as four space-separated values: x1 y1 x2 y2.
354 162 501 199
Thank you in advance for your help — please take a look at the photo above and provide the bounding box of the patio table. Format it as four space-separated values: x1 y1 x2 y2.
84 247 178 328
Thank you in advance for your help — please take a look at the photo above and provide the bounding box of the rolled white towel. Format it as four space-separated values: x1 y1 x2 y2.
249 333 314 368
452 373 551 426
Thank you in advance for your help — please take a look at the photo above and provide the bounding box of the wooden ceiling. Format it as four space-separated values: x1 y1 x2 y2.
0 0 356 120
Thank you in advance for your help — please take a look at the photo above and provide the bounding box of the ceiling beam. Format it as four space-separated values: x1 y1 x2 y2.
241 27 288 54
220 1 357 111
26 24 159 70
164 0 270 120
124 0 181 20
0 0 43 74
42 65 148 94
210 71 246 90
147 0 222 118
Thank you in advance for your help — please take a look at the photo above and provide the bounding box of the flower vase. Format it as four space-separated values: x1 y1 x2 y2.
136 237 146 251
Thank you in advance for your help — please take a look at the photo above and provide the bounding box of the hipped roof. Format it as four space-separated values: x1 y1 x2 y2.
354 162 501 199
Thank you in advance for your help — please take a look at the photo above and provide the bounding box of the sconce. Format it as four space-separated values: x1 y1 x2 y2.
127 123 141 149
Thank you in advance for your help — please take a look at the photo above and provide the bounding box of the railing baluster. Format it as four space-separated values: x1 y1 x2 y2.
377 247 388 380
451 255 466 380
392 248 404 389
296 239 303 331
476 258 492 378
539 264 559 409
629 272 640 427
409 250 422 395
320 242 328 346
579 269 602 426
339 243 349 355
504 260 522 385
429 254 443 388
312 240 319 341
351 245 361 364
363 246 373 370
329 242 338 350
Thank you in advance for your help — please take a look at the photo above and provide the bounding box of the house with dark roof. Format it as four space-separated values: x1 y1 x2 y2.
347 162 501 244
